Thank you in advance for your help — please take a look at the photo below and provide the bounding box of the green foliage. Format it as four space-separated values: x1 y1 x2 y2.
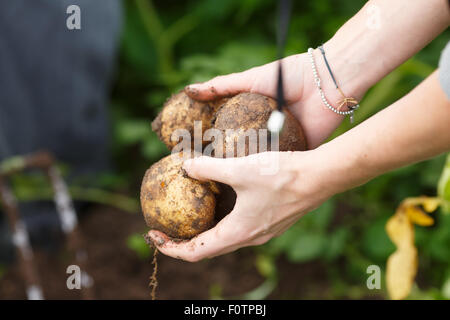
209 283 224 300
114 117 168 160
110 0 450 299
5 170 140 213
361 216 395 263
263 200 343 262
126 233 152 260
438 154 450 213
237 253 278 300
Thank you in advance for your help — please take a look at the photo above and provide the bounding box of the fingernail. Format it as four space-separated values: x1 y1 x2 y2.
188 83 201 89
156 237 165 246
148 231 165 246
185 84 201 96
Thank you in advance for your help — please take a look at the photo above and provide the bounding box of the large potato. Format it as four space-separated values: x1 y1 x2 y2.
140 152 222 239
212 92 307 157
151 91 227 150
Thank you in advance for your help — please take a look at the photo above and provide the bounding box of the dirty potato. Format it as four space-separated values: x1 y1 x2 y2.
151 91 227 150
213 92 307 157
140 152 220 239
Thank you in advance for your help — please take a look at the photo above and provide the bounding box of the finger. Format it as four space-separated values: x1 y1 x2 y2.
183 156 243 186
146 229 171 247
147 214 240 262
184 68 259 101
185 55 302 102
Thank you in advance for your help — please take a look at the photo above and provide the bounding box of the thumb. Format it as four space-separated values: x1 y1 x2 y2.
184 69 258 101
183 156 241 186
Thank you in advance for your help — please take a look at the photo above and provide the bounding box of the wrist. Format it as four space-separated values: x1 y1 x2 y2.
297 51 361 148
311 135 380 196
290 149 345 200
319 40 370 105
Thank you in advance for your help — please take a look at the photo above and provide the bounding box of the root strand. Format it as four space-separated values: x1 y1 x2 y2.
149 248 158 300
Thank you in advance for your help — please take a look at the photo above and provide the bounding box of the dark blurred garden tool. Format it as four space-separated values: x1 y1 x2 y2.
0 151 94 299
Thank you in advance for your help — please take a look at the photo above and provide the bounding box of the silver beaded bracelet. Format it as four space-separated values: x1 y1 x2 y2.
307 47 359 123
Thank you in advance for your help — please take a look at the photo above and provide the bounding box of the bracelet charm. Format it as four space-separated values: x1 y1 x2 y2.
307 47 360 123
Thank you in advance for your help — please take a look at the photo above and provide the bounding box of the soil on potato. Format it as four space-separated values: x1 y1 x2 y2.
0 205 331 299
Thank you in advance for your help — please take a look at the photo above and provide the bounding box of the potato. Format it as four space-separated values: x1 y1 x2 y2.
151 91 227 150
212 92 307 157
140 152 224 239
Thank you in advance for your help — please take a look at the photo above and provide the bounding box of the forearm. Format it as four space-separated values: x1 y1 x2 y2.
316 70 450 195
321 0 450 101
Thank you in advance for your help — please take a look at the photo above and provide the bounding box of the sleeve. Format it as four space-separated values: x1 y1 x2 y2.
438 40 450 100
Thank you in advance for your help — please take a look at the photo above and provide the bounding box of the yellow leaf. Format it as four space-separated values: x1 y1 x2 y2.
386 210 414 248
421 197 441 213
405 206 434 227
386 246 418 300
385 196 439 300
403 197 441 213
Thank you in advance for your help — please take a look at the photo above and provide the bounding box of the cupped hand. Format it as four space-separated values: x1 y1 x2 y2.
146 151 334 262
183 53 348 149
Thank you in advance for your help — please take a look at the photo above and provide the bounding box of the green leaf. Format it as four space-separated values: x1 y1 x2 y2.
438 153 450 213
265 225 302 255
209 283 223 300
239 277 277 300
362 216 395 262
426 223 450 263
308 199 335 231
180 41 275 85
255 254 276 278
115 119 150 145
121 2 158 82
286 232 327 262
442 276 450 299
126 233 151 260
141 131 169 159
324 228 349 261
418 153 447 188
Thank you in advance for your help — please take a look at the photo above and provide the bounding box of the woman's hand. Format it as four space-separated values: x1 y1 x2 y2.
146 151 334 262
184 53 360 149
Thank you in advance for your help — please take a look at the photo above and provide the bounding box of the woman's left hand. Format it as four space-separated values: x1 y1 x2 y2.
146 151 334 262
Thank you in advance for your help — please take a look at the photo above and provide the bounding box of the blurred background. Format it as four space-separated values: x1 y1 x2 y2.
0 0 449 299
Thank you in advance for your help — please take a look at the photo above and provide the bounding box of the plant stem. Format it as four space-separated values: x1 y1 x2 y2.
13 186 140 214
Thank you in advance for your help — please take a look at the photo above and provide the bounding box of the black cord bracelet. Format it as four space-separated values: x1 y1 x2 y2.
317 45 360 118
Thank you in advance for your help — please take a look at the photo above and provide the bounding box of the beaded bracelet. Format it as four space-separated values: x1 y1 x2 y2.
307 47 360 123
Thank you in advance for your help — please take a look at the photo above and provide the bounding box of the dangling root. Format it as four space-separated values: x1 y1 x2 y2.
149 248 158 300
